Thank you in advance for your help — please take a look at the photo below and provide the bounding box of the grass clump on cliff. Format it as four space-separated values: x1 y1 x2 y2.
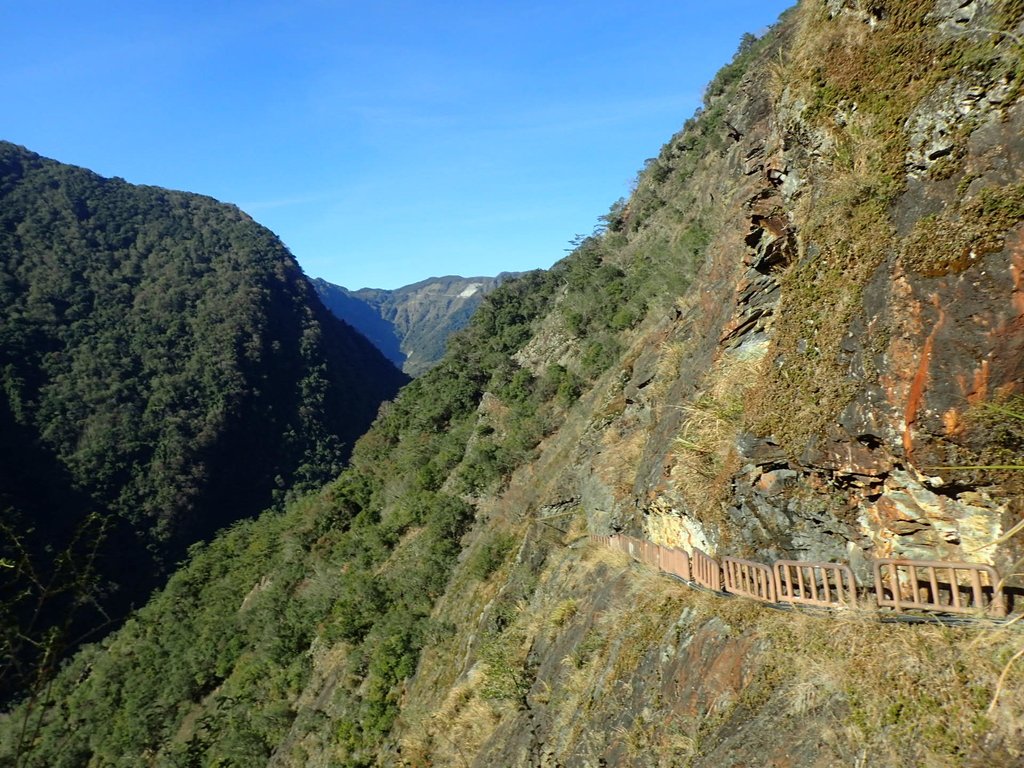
926 395 1024 503
970 396 1024 468
901 182 1024 275
746 607 1024 766
669 350 761 542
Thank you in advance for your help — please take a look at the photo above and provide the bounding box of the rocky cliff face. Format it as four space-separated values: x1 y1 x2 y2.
312 274 515 376
388 2 1024 765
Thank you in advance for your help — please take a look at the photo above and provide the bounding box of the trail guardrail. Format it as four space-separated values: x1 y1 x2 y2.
873 559 1005 618
597 534 1012 622
692 548 723 592
660 546 691 582
775 560 857 609
722 556 777 603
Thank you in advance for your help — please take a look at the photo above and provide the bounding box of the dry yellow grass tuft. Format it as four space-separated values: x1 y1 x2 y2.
646 340 692 405
596 424 647 498
667 349 763 535
705 594 1024 765
399 664 502 768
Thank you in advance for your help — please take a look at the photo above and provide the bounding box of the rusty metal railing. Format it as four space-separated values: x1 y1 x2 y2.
774 560 857 609
659 547 691 581
874 559 1006 617
692 548 722 592
591 535 1011 621
640 540 660 569
722 556 777 603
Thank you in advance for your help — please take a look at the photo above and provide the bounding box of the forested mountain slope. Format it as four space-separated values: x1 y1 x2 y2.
312 274 515 376
5 1 1024 766
0 142 407 703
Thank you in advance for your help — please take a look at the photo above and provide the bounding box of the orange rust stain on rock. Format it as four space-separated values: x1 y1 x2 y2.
967 359 991 405
943 408 963 436
1009 233 1024 318
902 295 945 458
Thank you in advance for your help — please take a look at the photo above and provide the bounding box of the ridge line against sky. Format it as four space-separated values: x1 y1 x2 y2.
3 1 794 290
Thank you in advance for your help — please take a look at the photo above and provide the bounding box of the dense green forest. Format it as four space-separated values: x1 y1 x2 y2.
0 142 407 705
0 263 544 764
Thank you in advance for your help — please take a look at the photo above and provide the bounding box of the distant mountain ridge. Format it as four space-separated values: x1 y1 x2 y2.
312 273 518 375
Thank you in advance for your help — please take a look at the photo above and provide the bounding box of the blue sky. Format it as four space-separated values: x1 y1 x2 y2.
3 1 793 290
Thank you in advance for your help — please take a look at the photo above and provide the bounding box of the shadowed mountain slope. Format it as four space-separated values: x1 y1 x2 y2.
0 141 407 702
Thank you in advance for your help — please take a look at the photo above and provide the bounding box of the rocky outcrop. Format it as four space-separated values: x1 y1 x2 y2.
393 4 1024 763
583 8 1023 583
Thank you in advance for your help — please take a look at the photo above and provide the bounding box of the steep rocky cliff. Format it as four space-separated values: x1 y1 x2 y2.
388 2 1024 764
5 2 1024 766
387 4 1024 762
